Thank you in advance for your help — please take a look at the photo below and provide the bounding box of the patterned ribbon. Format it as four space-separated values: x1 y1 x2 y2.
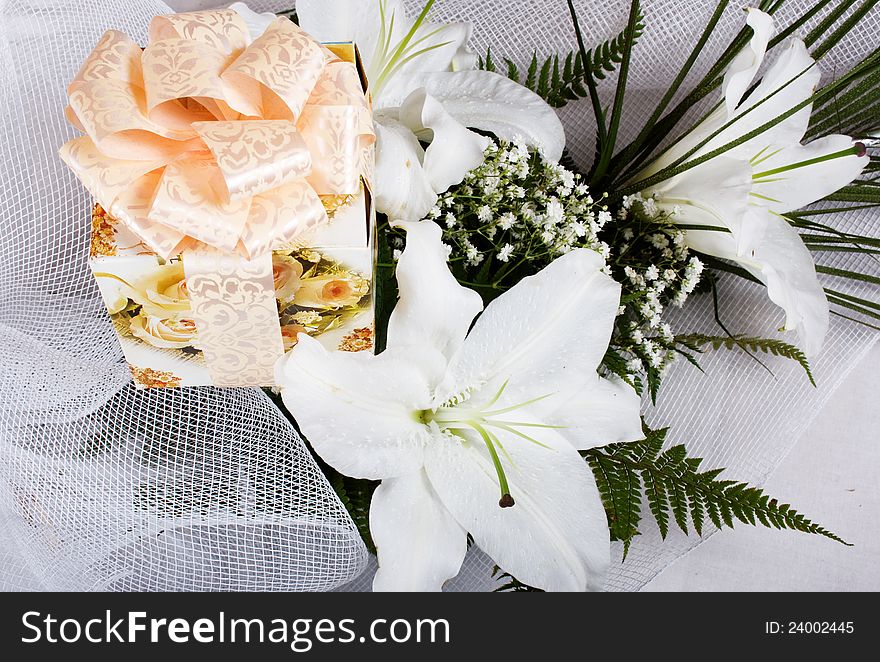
59 9 374 386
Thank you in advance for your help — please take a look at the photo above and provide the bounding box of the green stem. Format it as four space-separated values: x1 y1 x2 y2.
592 0 641 184
811 0 879 61
768 0 836 50
471 422 513 506
617 50 880 199
607 0 729 181
566 0 607 145
752 145 863 180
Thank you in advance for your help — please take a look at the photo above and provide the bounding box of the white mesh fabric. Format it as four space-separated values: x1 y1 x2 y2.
0 0 367 592
0 0 876 592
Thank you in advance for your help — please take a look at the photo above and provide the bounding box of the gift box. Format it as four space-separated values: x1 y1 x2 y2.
60 10 377 388
89 192 375 389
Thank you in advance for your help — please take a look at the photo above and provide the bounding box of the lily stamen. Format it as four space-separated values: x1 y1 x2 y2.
752 144 866 182
423 380 560 508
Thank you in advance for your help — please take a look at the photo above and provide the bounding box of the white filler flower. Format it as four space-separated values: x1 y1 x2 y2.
277 221 643 591
294 0 565 221
635 8 868 356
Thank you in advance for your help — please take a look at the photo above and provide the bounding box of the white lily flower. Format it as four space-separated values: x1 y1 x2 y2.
294 0 566 220
228 2 276 38
636 8 868 357
276 221 643 591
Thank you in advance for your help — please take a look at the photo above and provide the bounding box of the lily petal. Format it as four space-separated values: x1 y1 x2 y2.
399 88 491 195
441 248 620 408
648 35 817 181
299 0 472 92
395 20 474 79
751 135 869 213
228 2 275 40
277 335 443 479
382 70 566 161
720 39 820 157
545 376 644 450
452 46 478 72
740 214 830 357
373 113 438 220
371 470 468 592
424 423 610 591
722 8 774 118
653 155 754 256
296 0 360 42
388 220 484 362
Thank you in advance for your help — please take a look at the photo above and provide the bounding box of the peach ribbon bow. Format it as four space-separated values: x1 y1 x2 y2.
60 8 374 260
60 9 374 387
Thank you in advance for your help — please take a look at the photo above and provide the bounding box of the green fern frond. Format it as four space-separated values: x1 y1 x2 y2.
477 11 644 109
674 333 816 387
328 472 378 554
601 346 644 395
491 567 543 592
585 10 645 81
584 426 849 550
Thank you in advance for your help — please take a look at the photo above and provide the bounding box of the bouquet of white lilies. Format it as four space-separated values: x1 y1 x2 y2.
243 0 879 591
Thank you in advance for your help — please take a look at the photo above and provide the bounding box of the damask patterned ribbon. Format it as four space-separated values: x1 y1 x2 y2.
60 9 375 386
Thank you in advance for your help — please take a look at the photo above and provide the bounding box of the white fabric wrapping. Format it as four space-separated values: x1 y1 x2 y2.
0 0 876 592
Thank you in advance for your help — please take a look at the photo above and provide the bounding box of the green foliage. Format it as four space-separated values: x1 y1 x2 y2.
609 0 878 190
585 11 645 81
374 219 399 353
328 471 379 555
492 567 543 592
601 346 643 394
675 333 816 387
480 49 588 108
278 7 298 22
584 426 849 556
478 10 643 109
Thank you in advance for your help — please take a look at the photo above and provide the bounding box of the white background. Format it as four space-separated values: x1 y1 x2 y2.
644 342 879 591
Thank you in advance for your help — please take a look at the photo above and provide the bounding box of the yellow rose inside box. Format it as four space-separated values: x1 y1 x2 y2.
60 10 377 389
90 191 375 389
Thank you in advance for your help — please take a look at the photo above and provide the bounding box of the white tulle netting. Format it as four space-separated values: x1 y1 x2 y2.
0 0 876 592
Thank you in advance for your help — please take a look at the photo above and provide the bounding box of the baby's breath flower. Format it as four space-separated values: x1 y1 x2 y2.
545 198 565 225
423 139 608 295
498 212 516 231
497 243 515 262
626 358 643 374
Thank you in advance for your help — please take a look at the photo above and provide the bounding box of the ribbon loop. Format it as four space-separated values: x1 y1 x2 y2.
60 8 375 261
193 120 312 200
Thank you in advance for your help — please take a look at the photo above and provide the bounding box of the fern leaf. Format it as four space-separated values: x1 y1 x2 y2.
505 57 518 83
643 468 670 538
476 11 644 109
525 52 539 90
537 56 552 100
586 452 642 551
492 567 543 592
585 10 645 81
481 46 495 73
675 334 816 387
584 426 849 552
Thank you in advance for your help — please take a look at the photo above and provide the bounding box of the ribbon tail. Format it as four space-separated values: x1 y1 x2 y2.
183 248 284 387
